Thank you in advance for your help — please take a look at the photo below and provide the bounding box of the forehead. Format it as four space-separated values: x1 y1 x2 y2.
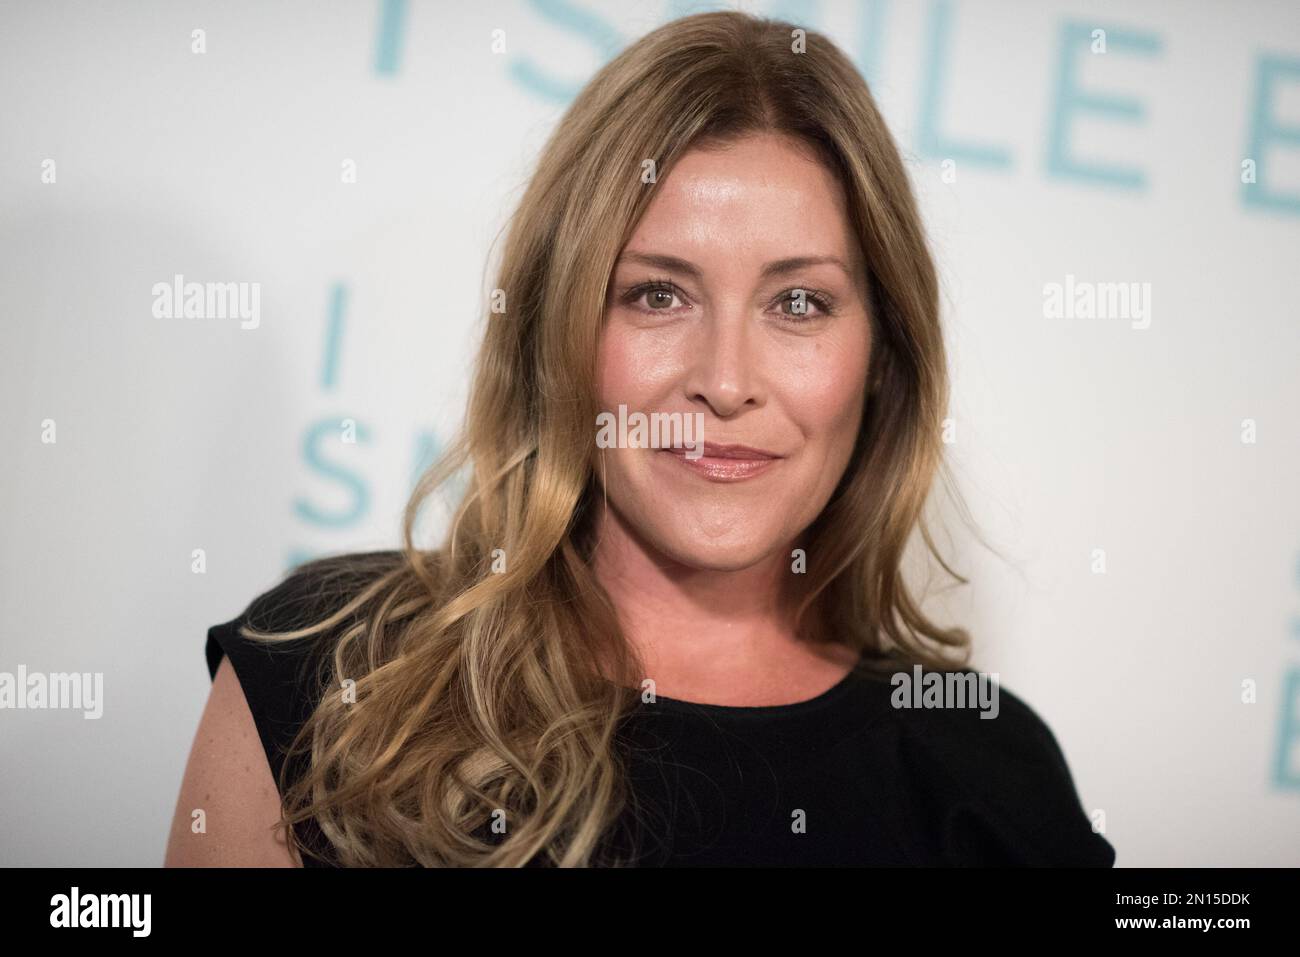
623 132 856 264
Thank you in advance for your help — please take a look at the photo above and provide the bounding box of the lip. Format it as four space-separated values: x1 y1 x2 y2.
658 442 783 482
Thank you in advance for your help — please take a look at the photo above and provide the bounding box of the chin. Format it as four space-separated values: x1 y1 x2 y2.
647 525 785 573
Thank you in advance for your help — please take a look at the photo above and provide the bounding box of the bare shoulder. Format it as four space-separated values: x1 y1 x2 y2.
167 548 415 867
164 655 301 867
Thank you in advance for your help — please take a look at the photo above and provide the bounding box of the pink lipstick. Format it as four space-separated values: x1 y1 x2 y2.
659 442 782 482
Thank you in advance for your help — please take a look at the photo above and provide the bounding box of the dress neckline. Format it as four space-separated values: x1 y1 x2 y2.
635 650 867 717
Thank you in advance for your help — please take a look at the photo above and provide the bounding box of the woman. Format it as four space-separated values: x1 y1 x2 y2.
166 10 1115 867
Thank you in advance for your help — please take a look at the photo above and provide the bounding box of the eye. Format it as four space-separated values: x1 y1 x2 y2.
774 288 834 320
623 280 688 313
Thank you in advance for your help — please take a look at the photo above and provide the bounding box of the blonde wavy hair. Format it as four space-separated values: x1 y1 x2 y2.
243 9 974 867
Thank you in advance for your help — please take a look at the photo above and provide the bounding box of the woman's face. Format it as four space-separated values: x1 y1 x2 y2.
594 132 873 572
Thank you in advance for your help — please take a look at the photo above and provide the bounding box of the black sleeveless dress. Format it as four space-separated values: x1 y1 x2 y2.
204 551 1116 867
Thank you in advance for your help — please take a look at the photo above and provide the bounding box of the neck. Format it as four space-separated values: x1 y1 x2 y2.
588 503 828 695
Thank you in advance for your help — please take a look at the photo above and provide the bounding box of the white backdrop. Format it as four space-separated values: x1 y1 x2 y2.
1 0 1297 866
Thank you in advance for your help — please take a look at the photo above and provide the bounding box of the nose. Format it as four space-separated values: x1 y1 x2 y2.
682 302 763 418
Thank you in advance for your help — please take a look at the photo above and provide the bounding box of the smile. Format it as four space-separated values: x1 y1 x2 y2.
657 443 782 483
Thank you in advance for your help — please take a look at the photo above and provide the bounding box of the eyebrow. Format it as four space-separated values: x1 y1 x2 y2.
617 251 854 280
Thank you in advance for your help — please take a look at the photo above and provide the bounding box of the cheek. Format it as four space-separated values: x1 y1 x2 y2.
592 326 675 491
595 322 688 406
779 333 870 448
593 327 629 405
